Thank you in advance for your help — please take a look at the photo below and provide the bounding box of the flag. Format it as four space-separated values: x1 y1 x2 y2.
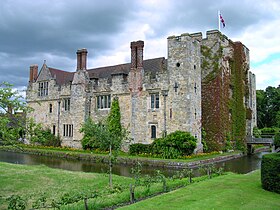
219 13 225 28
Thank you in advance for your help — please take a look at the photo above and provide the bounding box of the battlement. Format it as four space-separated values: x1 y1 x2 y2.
168 30 231 43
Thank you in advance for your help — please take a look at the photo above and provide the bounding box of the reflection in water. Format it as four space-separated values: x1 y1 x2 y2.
0 150 270 177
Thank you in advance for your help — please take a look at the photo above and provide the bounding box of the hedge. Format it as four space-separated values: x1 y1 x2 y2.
261 153 280 193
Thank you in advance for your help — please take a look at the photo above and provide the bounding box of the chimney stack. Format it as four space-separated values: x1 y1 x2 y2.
76 48 88 70
130 41 144 69
29 64 38 83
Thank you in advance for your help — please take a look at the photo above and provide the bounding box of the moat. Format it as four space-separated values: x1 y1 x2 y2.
0 150 269 177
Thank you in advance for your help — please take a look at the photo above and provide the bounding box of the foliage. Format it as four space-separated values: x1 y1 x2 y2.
129 131 197 159
129 143 152 155
80 97 126 188
256 85 280 128
259 127 279 137
201 128 208 152
80 118 102 150
26 118 61 147
107 97 122 139
6 195 26 210
0 82 27 145
229 43 247 152
274 132 280 148
153 131 197 158
253 126 261 138
80 98 125 152
261 153 280 194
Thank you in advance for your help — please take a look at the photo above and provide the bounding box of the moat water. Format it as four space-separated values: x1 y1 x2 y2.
0 150 269 177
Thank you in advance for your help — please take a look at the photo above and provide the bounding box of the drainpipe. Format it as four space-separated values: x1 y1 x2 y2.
162 90 168 137
57 101 61 137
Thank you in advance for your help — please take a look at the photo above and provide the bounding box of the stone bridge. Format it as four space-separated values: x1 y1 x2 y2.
246 136 274 154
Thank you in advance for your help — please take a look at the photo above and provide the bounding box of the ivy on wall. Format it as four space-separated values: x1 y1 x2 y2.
201 41 230 151
229 42 247 152
201 39 248 152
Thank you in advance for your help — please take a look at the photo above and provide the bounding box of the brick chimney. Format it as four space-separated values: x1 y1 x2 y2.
77 48 88 70
130 41 144 69
29 64 38 83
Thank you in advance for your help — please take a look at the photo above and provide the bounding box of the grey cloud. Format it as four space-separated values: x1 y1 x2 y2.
0 0 136 87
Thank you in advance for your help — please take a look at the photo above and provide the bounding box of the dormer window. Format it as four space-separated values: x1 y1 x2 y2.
38 81 48 96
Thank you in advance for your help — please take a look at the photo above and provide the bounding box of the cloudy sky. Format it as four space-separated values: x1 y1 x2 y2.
1 0 280 94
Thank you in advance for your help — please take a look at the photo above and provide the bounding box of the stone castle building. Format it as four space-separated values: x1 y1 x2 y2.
26 30 256 152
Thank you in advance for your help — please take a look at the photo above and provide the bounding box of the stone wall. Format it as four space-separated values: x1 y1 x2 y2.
167 33 202 151
26 30 254 153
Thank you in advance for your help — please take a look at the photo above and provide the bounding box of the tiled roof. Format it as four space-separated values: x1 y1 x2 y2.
49 68 74 85
87 57 166 79
49 57 166 85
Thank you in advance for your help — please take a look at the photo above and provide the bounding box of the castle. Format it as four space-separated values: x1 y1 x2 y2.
26 30 257 152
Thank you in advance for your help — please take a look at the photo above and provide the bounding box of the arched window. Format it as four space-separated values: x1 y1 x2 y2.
151 125 156 139
49 104 52 113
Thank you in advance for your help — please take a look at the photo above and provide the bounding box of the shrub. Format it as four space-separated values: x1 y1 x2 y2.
129 143 152 155
274 132 280 148
129 131 197 159
30 128 61 147
253 126 261 138
260 127 279 137
261 153 280 193
159 131 197 156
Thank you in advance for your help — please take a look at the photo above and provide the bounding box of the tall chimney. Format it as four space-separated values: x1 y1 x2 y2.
29 64 38 83
136 41 144 68
130 41 144 69
77 48 88 70
130 42 137 69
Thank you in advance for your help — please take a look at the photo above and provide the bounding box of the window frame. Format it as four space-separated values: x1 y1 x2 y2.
97 95 111 109
63 124 73 137
38 81 49 96
63 98 71 111
151 93 160 109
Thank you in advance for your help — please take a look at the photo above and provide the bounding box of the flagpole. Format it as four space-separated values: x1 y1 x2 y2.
218 10 220 31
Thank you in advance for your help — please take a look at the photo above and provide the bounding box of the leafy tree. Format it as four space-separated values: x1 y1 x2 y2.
80 97 126 188
0 82 27 145
256 85 280 128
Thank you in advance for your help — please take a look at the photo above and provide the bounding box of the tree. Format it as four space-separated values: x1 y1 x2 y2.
0 82 27 145
80 97 126 188
256 85 280 128
106 97 123 187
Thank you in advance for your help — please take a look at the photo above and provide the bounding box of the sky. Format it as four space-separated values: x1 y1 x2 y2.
1 0 280 96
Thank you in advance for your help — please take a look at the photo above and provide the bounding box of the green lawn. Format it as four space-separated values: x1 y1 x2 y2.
0 161 133 209
119 170 280 210
0 161 193 209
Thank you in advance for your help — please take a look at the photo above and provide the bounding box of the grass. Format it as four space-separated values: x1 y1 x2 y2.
0 161 130 209
0 161 204 209
1 161 279 210
119 170 280 210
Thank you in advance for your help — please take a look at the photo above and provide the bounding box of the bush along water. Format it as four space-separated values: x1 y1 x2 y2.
129 131 197 159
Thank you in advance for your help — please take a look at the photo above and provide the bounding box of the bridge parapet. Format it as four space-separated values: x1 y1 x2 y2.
246 136 274 145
